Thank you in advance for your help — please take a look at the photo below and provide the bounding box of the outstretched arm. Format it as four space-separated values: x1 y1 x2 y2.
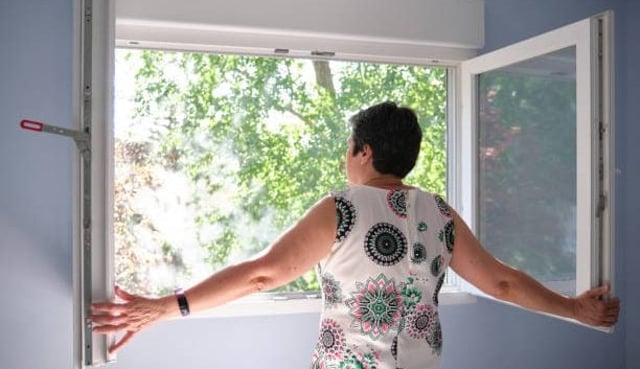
448 208 619 327
91 195 337 353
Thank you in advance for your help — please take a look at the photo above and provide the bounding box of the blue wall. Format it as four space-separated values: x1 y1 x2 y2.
0 0 74 368
1 0 636 369
620 1 640 366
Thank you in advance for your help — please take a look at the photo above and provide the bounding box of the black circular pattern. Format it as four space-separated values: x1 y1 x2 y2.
411 243 427 263
317 319 345 360
364 223 408 266
443 220 455 253
391 336 398 360
434 194 451 218
414 314 430 330
387 190 407 218
430 255 443 277
335 197 356 242
321 330 335 348
433 274 445 306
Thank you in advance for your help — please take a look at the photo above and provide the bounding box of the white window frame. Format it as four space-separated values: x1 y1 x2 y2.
78 3 614 367
73 0 116 367
455 11 615 331
91 5 482 327
108 47 468 304
99 1 485 325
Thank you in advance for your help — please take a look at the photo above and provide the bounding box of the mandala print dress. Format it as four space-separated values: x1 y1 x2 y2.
311 185 455 369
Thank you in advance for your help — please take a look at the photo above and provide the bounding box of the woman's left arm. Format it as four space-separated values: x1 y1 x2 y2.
448 208 620 327
91 195 337 353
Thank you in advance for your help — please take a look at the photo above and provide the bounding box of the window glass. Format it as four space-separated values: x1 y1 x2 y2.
477 47 577 296
114 49 448 296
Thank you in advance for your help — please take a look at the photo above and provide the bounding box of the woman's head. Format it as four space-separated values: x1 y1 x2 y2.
349 101 422 179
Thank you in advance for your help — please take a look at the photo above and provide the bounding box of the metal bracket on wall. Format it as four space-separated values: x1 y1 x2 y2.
20 119 94 365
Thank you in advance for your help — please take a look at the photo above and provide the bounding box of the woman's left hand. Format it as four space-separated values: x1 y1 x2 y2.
572 285 620 327
91 285 171 354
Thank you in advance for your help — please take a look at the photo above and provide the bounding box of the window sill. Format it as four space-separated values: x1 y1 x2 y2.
184 290 477 319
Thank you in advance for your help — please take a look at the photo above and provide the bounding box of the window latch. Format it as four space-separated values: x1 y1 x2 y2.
20 119 91 156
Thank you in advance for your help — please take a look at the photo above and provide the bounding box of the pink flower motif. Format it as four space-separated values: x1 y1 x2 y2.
406 303 437 339
347 274 403 340
322 274 343 308
318 319 346 361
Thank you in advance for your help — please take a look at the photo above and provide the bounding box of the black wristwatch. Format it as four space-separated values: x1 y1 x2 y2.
174 289 190 317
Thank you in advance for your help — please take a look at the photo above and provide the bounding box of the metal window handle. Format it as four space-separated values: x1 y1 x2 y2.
20 119 90 147
20 119 44 132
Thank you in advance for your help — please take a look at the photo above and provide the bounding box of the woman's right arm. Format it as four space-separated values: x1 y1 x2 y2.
91 195 338 353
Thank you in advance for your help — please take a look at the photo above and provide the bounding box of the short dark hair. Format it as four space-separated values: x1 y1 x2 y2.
349 101 422 178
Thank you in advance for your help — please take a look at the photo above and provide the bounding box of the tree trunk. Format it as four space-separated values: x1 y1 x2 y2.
312 60 336 98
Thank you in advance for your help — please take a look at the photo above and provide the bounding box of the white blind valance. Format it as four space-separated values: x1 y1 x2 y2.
116 0 484 63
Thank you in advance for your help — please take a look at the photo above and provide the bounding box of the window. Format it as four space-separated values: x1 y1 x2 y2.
457 12 615 327
80 2 614 366
113 49 450 299
477 46 578 295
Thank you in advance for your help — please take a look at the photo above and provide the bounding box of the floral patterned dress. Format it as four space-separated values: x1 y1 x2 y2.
311 185 455 369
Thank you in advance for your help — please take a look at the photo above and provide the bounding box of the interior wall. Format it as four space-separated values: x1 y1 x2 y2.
1 1 635 369
0 0 74 368
620 0 640 366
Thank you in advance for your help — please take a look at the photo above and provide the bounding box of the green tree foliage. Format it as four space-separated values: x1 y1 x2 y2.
114 50 447 295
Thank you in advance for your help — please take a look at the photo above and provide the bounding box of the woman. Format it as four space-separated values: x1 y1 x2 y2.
92 102 619 368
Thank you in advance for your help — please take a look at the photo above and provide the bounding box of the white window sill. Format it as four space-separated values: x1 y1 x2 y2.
184 290 477 319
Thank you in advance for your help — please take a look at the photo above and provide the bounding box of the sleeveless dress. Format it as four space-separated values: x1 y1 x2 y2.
310 185 455 369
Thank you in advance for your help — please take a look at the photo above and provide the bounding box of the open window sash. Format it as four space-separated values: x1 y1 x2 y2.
456 12 614 331
73 0 116 367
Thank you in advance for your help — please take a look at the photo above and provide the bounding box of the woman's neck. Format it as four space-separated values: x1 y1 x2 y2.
361 175 406 189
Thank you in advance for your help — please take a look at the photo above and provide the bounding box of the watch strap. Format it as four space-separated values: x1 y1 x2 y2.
174 289 190 317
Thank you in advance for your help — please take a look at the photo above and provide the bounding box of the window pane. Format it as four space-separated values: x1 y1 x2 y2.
477 47 577 296
114 49 448 296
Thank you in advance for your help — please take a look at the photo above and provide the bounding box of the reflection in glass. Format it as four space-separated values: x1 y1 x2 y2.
477 46 577 296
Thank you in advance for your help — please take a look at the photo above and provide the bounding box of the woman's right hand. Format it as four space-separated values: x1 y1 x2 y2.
91 285 174 354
